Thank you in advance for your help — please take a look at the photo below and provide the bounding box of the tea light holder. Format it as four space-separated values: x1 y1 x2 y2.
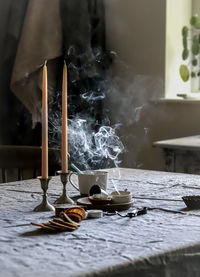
54 171 74 204
34 177 55 212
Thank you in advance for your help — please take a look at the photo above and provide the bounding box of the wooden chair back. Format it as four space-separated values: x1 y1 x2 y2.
0 145 60 183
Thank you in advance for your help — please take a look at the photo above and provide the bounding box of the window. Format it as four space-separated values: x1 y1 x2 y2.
165 0 200 99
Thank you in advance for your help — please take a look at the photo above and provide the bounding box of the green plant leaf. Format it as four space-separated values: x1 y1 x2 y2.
182 48 189 60
191 72 196 78
179 65 189 82
182 26 189 36
192 59 198 66
183 36 187 48
190 15 198 25
194 18 200 29
193 35 199 43
192 42 199 55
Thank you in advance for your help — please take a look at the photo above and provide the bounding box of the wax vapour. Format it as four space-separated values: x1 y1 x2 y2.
49 113 124 170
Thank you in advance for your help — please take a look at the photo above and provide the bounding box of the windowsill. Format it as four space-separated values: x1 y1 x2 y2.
153 97 200 104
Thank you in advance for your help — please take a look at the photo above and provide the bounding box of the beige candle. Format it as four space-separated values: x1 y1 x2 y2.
42 61 48 178
62 61 68 173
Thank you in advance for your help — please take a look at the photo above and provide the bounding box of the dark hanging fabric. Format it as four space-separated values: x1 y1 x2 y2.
58 0 111 170
11 0 63 128
88 0 106 51
0 0 40 145
60 0 110 128
0 0 109 152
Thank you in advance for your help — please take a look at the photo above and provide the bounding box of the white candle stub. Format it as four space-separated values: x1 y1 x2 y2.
87 210 103 219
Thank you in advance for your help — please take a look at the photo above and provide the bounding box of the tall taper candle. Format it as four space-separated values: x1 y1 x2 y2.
62 61 68 173
42 61 48 178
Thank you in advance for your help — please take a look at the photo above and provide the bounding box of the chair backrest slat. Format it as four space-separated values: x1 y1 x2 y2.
2 168 7 183
0 146 60 183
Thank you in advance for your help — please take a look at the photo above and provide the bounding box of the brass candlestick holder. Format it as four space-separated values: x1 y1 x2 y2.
34 177 55 212
54 171 74 204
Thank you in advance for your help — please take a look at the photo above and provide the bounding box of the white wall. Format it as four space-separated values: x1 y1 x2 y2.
105 0 166 169
105 0 166 78
104 0 200 171
165 0 191 97
192 0 200 15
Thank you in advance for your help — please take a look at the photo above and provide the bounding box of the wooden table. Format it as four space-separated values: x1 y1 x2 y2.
1 168 200 277
153 135 200 173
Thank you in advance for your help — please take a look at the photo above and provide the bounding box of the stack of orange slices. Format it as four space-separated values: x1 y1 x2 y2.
31 206 86 232
60 206 86 223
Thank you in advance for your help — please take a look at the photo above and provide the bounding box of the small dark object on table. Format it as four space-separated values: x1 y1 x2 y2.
182 195 200 209
105 207 147 218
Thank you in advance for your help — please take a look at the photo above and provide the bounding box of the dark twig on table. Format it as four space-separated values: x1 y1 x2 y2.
148 207 200 217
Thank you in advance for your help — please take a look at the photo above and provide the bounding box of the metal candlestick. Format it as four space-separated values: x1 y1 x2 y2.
54 171 74 204
34 177 55 212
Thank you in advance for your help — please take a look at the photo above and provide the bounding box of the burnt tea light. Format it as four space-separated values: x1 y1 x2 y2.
111 190 132 204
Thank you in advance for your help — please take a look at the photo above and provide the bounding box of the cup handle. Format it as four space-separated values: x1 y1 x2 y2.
69 172 79 191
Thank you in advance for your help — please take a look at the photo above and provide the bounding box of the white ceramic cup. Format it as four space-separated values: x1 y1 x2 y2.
69 170 108 195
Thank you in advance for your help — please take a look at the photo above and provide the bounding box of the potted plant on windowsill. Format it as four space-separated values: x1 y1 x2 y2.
179 14 200 99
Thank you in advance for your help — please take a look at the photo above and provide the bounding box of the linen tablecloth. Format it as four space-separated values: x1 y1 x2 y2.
1 168 200 277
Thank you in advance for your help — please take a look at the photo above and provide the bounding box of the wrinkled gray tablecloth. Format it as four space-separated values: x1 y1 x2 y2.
1 168 200 277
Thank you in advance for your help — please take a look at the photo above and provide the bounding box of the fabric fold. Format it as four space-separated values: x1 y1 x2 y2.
10 0 62 126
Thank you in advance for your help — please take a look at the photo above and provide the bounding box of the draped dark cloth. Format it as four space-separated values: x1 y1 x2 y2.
0 0 31 144
59 0 109 127
0 0 108 146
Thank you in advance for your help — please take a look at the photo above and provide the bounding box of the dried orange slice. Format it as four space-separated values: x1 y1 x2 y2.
60 211 80 226
53 218 78 229
65 212 82 223
31 222 56 231
49 220 77 231
64 206 86 220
